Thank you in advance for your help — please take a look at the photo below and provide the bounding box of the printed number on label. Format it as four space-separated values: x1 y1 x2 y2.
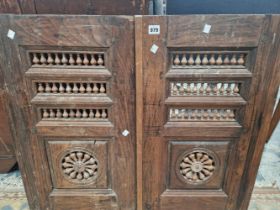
149 25 160 35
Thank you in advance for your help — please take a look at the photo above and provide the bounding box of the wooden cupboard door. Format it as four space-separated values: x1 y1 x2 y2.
138 15 280 210
0 15 135 210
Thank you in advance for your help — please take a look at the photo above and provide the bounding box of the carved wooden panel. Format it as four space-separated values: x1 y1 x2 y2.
169 141 230 189
0 16 135 210
46 140 108 188
139 15 280 210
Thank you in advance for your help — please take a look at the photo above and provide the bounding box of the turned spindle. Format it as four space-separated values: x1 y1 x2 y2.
216 54 223 65
224 55 230 65
69 109 75 118
76 54 82 65
45 83 51 93
83 54 89 65
101 109 107 118
73 83 78 93
43 109 49 118
93 83 98 93
86 83 92 93
237 54 245 65
82 109 88 118
231 54 237 65
51 83 58 93
32 53 39 65
47 53 53 65
188 54 194 65
50 109 55 118
76 110 82 118
38 83 44 93
209 54 216 65
55 53 61 65
174 54 180 65
64 83 70 93
89 110 94 118
192 84 197 95
40 53 47 65
69 54 75 65
79 83 85 93
206 84 211 95
56 109 62 118
59 83 65 93
100 84 106 93
202 54 208 65
195 54 201 65
181 54 187 65
186 84 191 95
179 85 184 95
62 53 68 65
90 54 97 65
97 54 104 66
233 83 239 95
63 109 68 118
199 83 204 94
95 110 101 118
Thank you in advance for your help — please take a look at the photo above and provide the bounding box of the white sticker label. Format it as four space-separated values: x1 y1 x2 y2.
122 129 130 137
150 44 159 54
203 24 211 34
148 25 160 35
7 29 15 40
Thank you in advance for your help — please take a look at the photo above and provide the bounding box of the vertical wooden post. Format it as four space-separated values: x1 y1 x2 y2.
135 15 143 210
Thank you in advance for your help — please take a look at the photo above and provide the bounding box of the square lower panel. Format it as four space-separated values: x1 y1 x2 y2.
169 141 230 189
46 139 108 189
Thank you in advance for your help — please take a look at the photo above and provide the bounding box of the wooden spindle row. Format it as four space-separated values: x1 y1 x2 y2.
36 82 106 94
169 108 235 121
30 52 105 66
41 108 108 119
172 53 246 66
171 82 240 96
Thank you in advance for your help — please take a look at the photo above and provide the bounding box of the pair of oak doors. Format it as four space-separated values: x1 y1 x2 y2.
0 15 279 210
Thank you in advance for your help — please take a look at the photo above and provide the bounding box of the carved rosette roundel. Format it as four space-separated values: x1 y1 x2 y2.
177 149 217 185
61 149 98 184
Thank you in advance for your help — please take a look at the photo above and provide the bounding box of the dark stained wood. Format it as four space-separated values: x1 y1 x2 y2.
237 15 280 210
139 15 280 210
0 15 136 210
0 17 16 173
0 14 279 210
135 15 144 210
267 100 280 142
0 0 21 13
0 15 40 209
160 190 228 210
167 15 264 47
0 92 16 173
0 0 149 15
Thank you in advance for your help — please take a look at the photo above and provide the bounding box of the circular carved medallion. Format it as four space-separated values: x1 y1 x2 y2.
60 149 98 184
177 149 218 185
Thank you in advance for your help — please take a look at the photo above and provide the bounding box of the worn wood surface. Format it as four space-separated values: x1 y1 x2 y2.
0 21 16 173
0 91 16 173
0 14 279 210
138 15 280 210
236 15 280 210
135 15 143 210
0 0 148 15
0 15 136 210
267 100 280 142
